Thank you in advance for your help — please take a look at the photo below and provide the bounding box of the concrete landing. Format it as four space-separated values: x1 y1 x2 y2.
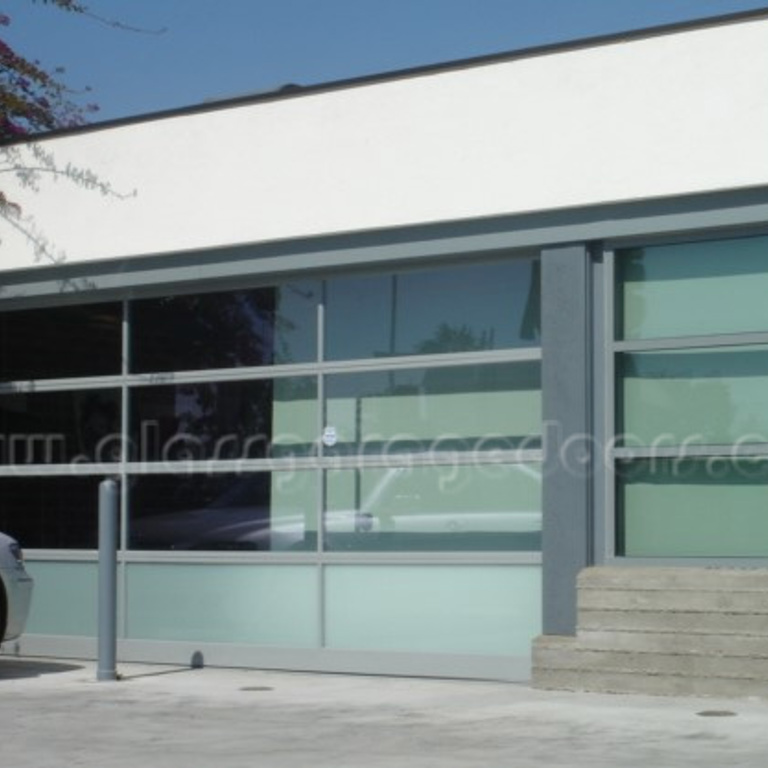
2 657 768 767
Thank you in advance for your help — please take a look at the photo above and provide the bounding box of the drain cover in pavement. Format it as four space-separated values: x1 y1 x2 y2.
696 710 737 717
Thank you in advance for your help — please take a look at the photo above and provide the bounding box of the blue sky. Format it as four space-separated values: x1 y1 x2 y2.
4 0 768 123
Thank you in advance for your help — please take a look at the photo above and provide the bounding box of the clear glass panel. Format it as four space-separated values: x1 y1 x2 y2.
129 377 317 461
129 471 318 551
618 235 768 340
130 280 319 372
0 302 122 381
324 362 540 456
324 464 541 552
24 562 97 636
0 476 101 548
619 347 768 447
617 458 768 557
324 565 541 655
126 564 318 646
325 256 540 360
0 389 121 464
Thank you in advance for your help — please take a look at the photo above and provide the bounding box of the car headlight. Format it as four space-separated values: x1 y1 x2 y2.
8 541 24 565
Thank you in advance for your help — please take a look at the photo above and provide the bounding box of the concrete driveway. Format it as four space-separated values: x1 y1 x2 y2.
2 656 768 767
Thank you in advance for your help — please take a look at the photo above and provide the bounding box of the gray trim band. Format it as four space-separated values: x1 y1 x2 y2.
23 550 541 566
2 187 768 308
613 444 768 459
0 449 544 477
614 332 768 353
0 347 540 394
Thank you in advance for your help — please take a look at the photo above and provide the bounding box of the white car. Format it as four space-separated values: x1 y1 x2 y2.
0 532 33 643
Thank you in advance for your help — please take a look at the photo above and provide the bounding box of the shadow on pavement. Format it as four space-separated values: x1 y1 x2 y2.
0 658 83 680
120 666 201 681
119 650 205 680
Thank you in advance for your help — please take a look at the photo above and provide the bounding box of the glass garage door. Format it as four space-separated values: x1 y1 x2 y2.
0 252 542 677
612 233 768 559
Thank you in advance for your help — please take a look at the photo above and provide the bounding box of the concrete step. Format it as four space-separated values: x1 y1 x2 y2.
578 608 768 635
535 567 768 697
578 566 768 592
535 643 768 680
533 666 768 697
576 629 768 657
578 587 768 614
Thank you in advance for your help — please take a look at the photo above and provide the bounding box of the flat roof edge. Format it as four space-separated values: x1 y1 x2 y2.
2 6 768 146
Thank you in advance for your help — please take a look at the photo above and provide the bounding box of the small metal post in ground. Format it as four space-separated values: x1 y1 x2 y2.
97 478 119 682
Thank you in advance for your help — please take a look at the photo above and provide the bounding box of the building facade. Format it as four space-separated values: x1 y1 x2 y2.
1 11 768 682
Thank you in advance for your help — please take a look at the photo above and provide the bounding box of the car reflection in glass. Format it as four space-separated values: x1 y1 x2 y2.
130 474 282 551
324 465 542 552
130 466 542 552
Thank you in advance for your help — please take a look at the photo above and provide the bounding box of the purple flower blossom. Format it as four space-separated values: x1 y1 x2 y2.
0 117 27 136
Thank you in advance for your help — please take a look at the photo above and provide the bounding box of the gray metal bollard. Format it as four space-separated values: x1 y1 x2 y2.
97 478 119 682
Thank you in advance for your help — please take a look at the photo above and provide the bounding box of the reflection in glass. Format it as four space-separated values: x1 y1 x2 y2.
129 472 317 551
617 458 768 557
324 463 541 551
618 235 768 340
0 303 122 381
130 281 318 373
0 477 101 548
325 362 540 455
130 377 317 461
325 257 540 360
619 347 768 447
0 389 121 464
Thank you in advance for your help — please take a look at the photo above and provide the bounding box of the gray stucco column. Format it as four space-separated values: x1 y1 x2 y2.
541 244 594 636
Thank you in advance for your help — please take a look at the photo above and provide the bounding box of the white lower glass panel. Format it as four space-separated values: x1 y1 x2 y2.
24 561 97 636
126 564 318 647
324 564 541 656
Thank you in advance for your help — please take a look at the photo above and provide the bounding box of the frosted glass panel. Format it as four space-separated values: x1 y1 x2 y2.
24 561 97 636
325 464 541 551
325 565 541 655
618 458 768 557
126 564 318 646
325 362 540 455
620 347 768 446
619 235 768 340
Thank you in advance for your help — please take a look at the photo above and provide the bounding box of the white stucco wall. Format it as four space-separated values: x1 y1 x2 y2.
2 16 768 272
